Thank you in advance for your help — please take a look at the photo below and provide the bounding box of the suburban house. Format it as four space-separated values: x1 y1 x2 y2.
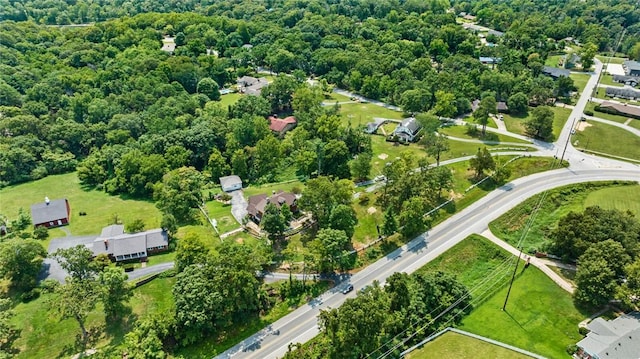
562 53 581 69
91 224 169 262
496 101 509 113
612 75 639 87
247 191 298 224
219 175 243 192
479 56 501 65
160 36 175 54
542 66 570 79
30 197 70 228
605 87 640 100
392 117 422 142
575 312 640 359
237 76 269 96
269 115 297 136
623 60 640 76
597 101 640 119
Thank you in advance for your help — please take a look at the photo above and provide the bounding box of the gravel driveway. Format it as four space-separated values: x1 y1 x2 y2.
230 190 248 224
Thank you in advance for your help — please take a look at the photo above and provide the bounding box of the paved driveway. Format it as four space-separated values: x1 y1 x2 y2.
41 235 98 282
230 190 248 224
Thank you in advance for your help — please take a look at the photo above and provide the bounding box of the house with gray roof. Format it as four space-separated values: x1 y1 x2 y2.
612 75 639 87
392 117 422 142
623 60 640 76
219 175 243 192
605 87 640 100
30 197 70 228
91 225 169 262
575 312 640 359
542 66 570 79
237 76 269 96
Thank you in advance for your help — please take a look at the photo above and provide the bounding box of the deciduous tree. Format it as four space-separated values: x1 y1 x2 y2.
469 147 495 179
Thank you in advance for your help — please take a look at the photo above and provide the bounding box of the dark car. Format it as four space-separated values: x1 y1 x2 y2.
342 284 354 294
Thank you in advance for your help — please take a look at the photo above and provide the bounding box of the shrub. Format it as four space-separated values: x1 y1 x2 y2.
291 186 302 195
39 279 60 293
158 269 177 278
358 193 370 205
21 288 40 303
584 109 594 116
578 326 590 335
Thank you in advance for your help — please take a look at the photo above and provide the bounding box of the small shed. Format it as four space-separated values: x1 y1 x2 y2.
30 197 70 228
220 175 243 192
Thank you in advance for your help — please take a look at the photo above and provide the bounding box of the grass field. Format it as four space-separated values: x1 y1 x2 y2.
417 234 512 290
572 120 640 161
598 73 622 87
583 185 640 215
489 182 640 253
203 199 241 234
439 125 532 144
460 267 587 359
338 102 404 127
11 277 176 358
570 73 590 94
596 55 627 64
325 92 352 102
406 332 531 359
544 55 564 67
502 107 572 140
219 92 242 107
0 172 161 238
629 119 640 129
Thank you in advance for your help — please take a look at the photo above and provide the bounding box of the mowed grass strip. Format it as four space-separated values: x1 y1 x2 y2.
0 172 161 237
406 331 532 359
572 120 640 161
460 267 587 359
583 185 640 215
439 125 532 144
338 102 404 127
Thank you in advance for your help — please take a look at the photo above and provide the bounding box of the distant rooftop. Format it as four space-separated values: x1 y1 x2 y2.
577 312 640 359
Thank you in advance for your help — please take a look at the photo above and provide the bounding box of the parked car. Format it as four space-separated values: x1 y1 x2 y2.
342 284 354 294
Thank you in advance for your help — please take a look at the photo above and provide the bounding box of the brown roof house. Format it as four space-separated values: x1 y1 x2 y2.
91 224 169 262
30 197 70 228
269 115 297 137
597 101 640 119
247 191 298 223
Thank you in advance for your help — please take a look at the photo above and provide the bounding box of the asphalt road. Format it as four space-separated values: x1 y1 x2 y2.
217 167 640 359
218 58 640 359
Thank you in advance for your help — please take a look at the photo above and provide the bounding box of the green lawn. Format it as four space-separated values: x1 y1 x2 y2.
629 119 640 129
598 73 622 87
583 185 640 216
0 172 161 238
489 182 640 253
596 55 627 64
439 125 532 144
572 120 640 161
338 102 404 127
218 92 242 107
417 234 512 289
460 267 587 359
11 277 176 359
242 180 304 197
502 107 571 140
407 332 531 359
325 92 352 102
203 199 241 234
544 54 564 67
570 73 590 94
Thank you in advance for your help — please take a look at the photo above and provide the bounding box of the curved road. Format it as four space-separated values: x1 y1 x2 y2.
217 58 640 359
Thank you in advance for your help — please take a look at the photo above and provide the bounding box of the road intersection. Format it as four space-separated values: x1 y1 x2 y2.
218 59 640 359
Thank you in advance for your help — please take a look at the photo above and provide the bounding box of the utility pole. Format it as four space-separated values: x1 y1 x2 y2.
502 247 523 311
560 116 577 163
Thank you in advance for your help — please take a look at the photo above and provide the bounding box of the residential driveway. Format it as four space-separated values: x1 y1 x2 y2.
230 190 248 224
41 235 98 282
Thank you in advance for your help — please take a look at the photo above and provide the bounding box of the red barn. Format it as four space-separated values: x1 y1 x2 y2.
30 198 70 228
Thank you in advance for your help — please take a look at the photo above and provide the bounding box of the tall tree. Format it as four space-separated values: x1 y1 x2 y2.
469 147 495 179
579 43 598 70
52 245 99 281
349 152 372 181
175 233 209 272
261 203 287 240
525 106 554 141
54 278 100 346
0 298 19 357
575 258 617 307
312 229 353 273
155 166 204 223
99 266 132 320
0 239 47 291
421 132 449 166
329 204 358 239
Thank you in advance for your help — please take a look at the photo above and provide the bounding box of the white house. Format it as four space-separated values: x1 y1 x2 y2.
393 117 423 142
219 175 243 192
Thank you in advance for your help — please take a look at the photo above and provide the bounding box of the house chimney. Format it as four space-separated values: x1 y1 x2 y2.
45 196 50 205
